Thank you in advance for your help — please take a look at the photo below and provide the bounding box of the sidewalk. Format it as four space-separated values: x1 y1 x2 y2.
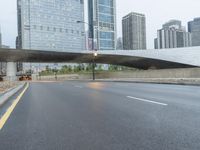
0 81 22 94
0 82 26 107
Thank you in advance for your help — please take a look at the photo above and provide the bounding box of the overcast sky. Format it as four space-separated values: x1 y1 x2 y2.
0 0 199 49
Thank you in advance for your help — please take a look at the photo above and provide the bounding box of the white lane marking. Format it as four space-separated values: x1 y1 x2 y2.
74 85 83 88
126 96 168 106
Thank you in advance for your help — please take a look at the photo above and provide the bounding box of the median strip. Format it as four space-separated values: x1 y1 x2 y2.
0 83 29 130
126 96 168 106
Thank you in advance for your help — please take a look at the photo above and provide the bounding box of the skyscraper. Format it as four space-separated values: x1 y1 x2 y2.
154 38 158 49
17 0 85 51
0 29 7 76
188 18 200 46
155 20 191 49
122 12 146 50
162 20 182 29
88 0 117 50
0 28 1 46
0 29 2 76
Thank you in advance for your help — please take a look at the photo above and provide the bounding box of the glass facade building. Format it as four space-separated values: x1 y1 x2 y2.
0 31 7 76
88 0 117 50
17 0 85 51
188 18 200 46
0 31 3 76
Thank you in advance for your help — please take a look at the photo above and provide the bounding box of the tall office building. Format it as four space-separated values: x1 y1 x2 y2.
188 18 200 46
88 0 117 50
0 30 7 76
122 12 146 50
16 36 23 73
154 38 158 49
162 20 182 29
155 20 191 49
17 0 85 51
0 28 1 46
0 30 2 76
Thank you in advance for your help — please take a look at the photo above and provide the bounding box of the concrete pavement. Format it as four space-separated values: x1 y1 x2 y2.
0 81 200 150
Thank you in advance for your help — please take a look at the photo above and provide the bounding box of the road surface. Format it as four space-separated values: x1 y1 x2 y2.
0 81 200 150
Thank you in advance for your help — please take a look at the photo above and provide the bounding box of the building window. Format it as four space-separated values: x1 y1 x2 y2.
81 31 85 36
100 40 114 49
100 32 114 39
99 0 113 7
99 14 114 23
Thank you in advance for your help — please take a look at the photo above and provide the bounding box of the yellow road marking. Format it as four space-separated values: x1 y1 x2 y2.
0 83 29 130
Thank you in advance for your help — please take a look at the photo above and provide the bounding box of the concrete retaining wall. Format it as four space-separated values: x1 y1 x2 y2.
34 68 200 81
94 68 200 79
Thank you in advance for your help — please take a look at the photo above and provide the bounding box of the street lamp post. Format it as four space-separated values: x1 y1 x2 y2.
77 20 97 81
54 63 58 80
92 52 98 80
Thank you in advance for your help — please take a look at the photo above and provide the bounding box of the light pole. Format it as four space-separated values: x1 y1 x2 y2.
92 52 98 80
54 63 58 80
38 63 41 80
77 20 98 81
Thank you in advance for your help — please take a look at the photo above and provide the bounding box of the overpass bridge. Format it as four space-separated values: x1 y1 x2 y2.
0 46 200 80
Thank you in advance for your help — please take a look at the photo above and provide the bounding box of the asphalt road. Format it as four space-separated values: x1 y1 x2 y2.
0 81 200 150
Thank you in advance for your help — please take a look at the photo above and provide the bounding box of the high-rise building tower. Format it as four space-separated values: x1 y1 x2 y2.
122 12 146 50
0 29 2 76
17 0 85 51
88 0 117 50
0 28 2 47
155 20 191 49
188 18 200 46
162 20 182 29
0 29 7 76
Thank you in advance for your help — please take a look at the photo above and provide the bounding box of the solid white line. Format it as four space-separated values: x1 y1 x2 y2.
126 96 168 106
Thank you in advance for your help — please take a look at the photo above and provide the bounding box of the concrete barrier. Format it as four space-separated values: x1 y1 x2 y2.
33 68 200 85
92 68 200 79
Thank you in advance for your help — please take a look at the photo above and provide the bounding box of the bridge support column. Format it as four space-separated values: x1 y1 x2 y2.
6 62 17 81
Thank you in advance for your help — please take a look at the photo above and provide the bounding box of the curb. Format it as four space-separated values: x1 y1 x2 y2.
0 82 27 108
110 80 200 86
93 79 200 86
60 78 200 86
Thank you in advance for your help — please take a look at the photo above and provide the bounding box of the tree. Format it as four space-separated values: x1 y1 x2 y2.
97 64 103 71
108 65 119 71
45 65 50 72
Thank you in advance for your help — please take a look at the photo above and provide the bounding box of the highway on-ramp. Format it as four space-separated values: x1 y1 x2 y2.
0 81 200 150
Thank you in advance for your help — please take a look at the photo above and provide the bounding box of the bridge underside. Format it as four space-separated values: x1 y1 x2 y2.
0 48 197 70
